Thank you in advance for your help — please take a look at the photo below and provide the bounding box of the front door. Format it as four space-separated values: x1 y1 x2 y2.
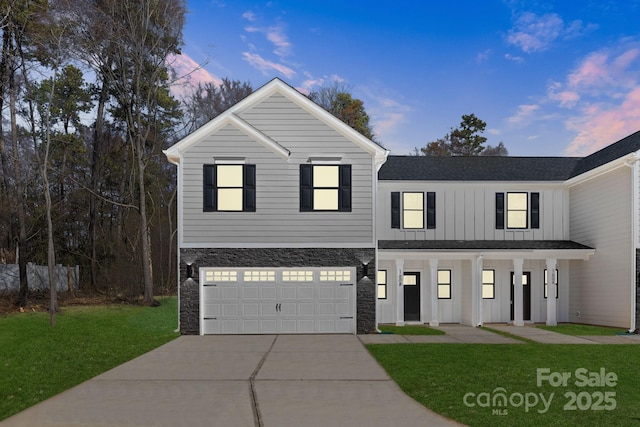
510 272 531 321
403 272 420 321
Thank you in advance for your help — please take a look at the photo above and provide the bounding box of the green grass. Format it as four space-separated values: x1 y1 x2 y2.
537 324 628 336
367 343 640 426
378 324 445 335
0 297 179 421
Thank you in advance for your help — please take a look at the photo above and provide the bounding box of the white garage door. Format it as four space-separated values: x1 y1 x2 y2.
200 267 356 334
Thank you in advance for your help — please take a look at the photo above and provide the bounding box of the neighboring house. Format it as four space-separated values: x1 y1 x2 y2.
166 78 640 334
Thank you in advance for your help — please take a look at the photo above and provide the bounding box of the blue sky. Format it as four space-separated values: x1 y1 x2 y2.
174 0 640 156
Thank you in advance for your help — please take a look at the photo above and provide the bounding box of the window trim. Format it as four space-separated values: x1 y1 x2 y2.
544 269 559 299
203 164 256 212
402 192 424 229
437 269 451 299
496 192 540 230
506 192 528 229
482 269 495 299
300 164 351 212
377 270 387 299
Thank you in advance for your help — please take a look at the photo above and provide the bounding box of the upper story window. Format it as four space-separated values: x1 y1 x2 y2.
496 192 539 229
203 164 256 212
391 191 435 229
300 164 351 212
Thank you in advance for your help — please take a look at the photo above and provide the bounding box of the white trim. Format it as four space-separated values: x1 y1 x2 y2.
631 159 639 332
164 78 387 165
566 153 637 187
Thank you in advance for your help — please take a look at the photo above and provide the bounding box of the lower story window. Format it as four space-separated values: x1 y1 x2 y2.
377 270 387 299
544 269 559 299
437 269 451 299
482 269 495 299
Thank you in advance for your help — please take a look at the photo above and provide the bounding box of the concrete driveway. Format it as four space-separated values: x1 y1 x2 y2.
1 335 462 427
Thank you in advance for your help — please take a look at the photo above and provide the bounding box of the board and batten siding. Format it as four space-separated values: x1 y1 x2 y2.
377 182 569 241
569 166 632 328
181 95 375 246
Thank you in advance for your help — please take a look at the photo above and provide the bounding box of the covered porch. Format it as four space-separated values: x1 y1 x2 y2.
376 240 594 327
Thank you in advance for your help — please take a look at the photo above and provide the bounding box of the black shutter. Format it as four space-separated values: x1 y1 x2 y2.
300 164 313 211
338 165 351 212
243 165 256 212
426 192 436 229
391 192 400 229
203 164 216 212
530 192 539 229
495 192 504 229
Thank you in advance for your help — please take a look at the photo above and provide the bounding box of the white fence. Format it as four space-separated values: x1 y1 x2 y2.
0 263 79 292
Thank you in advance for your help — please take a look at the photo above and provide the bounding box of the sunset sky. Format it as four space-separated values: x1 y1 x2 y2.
174 0 640 157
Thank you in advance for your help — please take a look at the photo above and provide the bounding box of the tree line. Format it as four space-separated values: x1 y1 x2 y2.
0 0 504 315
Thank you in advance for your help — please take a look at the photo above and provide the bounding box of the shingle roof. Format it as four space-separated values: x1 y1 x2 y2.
379 130 640 182
570 130 640 177
378 240 593 251
378 156 581 181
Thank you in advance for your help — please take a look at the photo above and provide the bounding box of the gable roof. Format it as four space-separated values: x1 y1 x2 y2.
379 156 581 181
165 78 388 165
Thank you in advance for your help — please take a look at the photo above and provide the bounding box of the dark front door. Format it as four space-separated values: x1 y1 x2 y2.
403 272 420 321
510 272 531 321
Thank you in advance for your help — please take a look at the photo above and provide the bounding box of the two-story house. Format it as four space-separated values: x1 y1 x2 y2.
377 134 640 332
166 78 640 334
164 78 388 335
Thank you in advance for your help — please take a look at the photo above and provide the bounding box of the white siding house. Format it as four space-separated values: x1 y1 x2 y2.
166 77 640 334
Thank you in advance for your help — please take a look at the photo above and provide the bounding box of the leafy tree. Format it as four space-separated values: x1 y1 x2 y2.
308 82 376 141
418 114 506 156
183 78 252 132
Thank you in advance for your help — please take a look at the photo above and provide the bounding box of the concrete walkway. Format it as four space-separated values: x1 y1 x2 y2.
359 324 522 344
1 335 463 427
487 324 640 344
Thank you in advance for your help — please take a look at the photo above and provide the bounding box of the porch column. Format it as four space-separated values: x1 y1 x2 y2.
430 258 439 326
513 258 524 326
546 258 558 326
396 259 404 326
474 255 484 326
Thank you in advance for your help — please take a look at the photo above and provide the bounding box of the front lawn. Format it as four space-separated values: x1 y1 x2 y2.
0 297 179 421
378 324 445 335
367 343 640 427
537 324 628 336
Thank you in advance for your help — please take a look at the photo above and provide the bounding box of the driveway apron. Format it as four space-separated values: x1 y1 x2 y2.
1 334 462 427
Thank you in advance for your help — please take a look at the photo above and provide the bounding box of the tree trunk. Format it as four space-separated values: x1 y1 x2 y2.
137 146 155 305
88 77 109 292
10 55 28 307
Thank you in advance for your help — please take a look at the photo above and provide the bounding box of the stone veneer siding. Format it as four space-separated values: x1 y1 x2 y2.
179 247 376 335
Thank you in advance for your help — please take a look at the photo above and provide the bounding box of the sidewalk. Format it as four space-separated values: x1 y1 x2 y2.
359 324 522 344
488 324 640 344
359 324 640 345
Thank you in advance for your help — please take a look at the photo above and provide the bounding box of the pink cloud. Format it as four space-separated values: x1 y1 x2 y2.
167 53 221 98
565 87 640 155
507 104 540 124
242 52 296 78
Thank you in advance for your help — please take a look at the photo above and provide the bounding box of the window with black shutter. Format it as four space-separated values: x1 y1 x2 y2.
300 164 351 212
203 164 256 212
